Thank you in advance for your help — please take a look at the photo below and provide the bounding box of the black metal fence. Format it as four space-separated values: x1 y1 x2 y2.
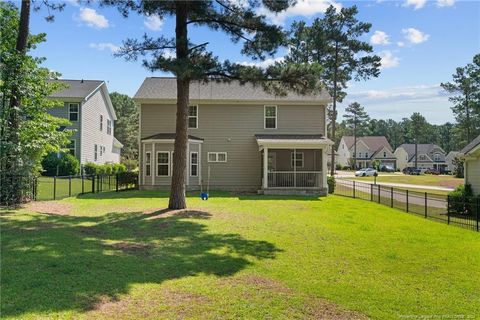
334 178 479 232
0 173 37 206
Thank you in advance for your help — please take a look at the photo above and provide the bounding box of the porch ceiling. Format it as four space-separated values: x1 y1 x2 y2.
255 134 333 150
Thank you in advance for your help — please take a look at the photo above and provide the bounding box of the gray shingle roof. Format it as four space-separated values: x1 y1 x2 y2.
49 79 104 99
398 143 445 158
343 136 393 152
460 135 480 154
141 133 204 141
134 77 331 102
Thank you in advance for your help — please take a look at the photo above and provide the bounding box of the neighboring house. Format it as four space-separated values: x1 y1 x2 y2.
394 144 447 172
445 151 460 173
336 136 396 169
49 79 123 166
460 135 480 196
134 77 333 195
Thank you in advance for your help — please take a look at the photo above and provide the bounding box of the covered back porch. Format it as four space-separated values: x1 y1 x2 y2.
255 134 333 195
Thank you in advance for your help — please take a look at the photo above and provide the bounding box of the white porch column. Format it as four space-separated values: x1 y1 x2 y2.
322 147 328 188
151 142 155 186
293 148 297 187
263 147 268 189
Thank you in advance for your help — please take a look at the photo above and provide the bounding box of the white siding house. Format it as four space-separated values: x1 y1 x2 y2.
460 135 480 196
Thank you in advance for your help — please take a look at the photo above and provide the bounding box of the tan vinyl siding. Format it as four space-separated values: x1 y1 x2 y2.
465 158 480 195
80 89 119 164
48 102 82 162
140 103 326 189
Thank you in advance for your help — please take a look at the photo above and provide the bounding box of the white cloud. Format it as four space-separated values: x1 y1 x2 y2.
397 41 405 47
437 0 455 7
403 0 427 10
239 56 284 68
66 0 79 6
379 50 400 69
144 14 163 31
402 27 430 44
370 31 390 45
258 0 341 25
89 42 120 53
78 7 109 29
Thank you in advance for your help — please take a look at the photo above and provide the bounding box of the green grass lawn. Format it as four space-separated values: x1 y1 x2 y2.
1 191 479 319
36 176 115 201
350 174 463 190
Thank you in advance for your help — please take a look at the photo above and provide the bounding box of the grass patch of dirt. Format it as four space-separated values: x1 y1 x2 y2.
26 201 73 216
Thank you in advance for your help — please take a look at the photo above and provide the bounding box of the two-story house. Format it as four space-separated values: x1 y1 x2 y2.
394 144 447 172
336 136 397 169
460 135 480 195
134 78 333 195
49 79 123 166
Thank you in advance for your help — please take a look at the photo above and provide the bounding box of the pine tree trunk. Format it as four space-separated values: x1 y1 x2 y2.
168 1 189 210
329 45 339 176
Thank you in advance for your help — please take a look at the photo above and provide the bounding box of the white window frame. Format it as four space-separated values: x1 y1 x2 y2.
68 103 79 122
188 105 198 129
365 152 368 158
264 105 277 129
94 144 98 161
100 114 103 131
156 151 171 177
433 153 441 161
145 151 152 177
68 139 76 157
208 152 227 163
190 151 199 177
383 151 387 157
291 152 304 168
99 145 103 157
107 119 112 135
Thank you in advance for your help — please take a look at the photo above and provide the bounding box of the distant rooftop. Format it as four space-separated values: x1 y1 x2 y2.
342 136 393 152
460 135 480 155
398 143 445 158
134 77 331 103
49 79 104 99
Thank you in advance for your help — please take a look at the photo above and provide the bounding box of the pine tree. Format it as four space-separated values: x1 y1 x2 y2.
343 102 370 169
286 5 381 176
104 0 323 209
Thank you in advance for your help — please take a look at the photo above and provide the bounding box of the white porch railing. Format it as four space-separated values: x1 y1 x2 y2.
267 171 322 189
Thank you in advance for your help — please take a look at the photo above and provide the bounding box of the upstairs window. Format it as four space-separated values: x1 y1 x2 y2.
264 105 277 129
145 152 151 177
208 152 227 163
107 119 112 135
291 152 304 168
358 152 362 158
100 115 103 131
365 152 369 158
94 144 98 161
433 153 441 161
157 152 170 176
67 140 76 157
383 151 387 157
190 152 198 177
69 103 79 122
188 105 198 129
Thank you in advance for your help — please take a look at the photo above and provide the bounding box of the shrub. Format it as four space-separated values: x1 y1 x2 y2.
327 176 335 194
83 162 127 175
335 164 342 170
448 184 476 215
122 159 138 171
342 166 350 170
112 163 127 174
41 152 80 176
117 171 138 189
83 162 98 175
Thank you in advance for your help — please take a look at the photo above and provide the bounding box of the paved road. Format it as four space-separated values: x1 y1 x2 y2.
336 179 447 210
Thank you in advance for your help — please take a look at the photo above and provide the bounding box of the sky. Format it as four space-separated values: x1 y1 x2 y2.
26 0 480 124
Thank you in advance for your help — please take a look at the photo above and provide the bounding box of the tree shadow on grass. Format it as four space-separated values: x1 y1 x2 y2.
77 190 323 201
0 208 281 318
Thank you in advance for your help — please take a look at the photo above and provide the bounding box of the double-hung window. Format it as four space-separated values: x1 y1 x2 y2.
145 152 152 176
100 115 103 131
190 152 198 177
69 103 79 122
264 105 277 129
208 152 227 163
188 105 198 129
291 152 304 168
67 140 76 156
107 119 112 135
94 144 98 161
157 152 170 176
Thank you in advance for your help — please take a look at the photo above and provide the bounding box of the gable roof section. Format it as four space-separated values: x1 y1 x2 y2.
342 136 393 153
134 77 331 103
398 144 445 159
460 135 480 155
49 79 117 120
141 133 204 142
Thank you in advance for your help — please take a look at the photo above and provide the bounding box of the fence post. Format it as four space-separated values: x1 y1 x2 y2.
68 176 72 197
81 175 84 194
353 181 356 198
476 197 479 232
370 184 373 202
53 176 56 200
116 173 119 192
447 195 450 225
92 175 95 193
424 192 428 218
406 190 409 212
378 185 381 203
108 175 111 190
97 175 100 193
390 187 394 208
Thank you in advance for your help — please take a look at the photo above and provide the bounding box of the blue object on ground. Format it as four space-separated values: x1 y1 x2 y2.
200 192 209 200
